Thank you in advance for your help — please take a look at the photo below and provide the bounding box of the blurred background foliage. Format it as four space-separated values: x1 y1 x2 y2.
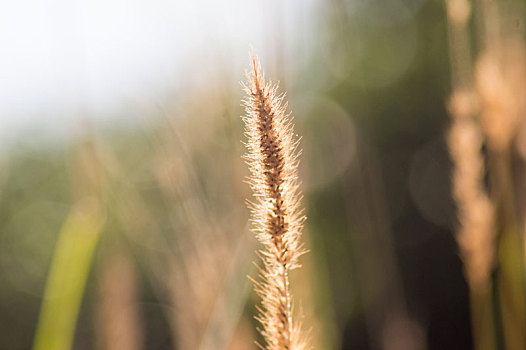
1 0 523 349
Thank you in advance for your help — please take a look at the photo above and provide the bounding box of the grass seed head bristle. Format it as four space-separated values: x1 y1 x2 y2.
242 55 308 350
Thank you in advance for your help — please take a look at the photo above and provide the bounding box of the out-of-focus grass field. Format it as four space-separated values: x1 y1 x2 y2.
2 0 525 349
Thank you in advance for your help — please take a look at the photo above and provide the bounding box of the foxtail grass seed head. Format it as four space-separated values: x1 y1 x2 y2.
447 91 495 291
242 56 308 350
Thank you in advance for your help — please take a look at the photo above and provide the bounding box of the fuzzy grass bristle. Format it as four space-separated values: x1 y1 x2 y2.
242 56 308 350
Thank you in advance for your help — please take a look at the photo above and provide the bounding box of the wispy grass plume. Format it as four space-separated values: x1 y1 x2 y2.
242 56 308 350
445 0 497 348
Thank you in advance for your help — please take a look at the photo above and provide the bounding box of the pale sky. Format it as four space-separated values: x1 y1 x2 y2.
0 0 315 142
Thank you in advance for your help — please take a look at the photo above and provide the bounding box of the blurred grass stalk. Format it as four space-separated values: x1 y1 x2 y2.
446 0 526 348
96 249 143 350
32 198 104 350
445 0 496 348
33 135 106 350
475 0 526 347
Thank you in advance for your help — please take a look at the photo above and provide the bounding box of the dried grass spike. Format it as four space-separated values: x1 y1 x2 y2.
242 56 308 350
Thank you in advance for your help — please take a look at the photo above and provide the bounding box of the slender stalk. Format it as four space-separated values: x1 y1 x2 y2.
242 56 308 350
33 137 106 350
32 199 104 350
96 250 143 350
475 0 526 346
444 0 497 348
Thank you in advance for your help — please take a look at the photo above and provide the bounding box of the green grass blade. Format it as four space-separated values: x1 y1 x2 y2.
32 199 104 350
